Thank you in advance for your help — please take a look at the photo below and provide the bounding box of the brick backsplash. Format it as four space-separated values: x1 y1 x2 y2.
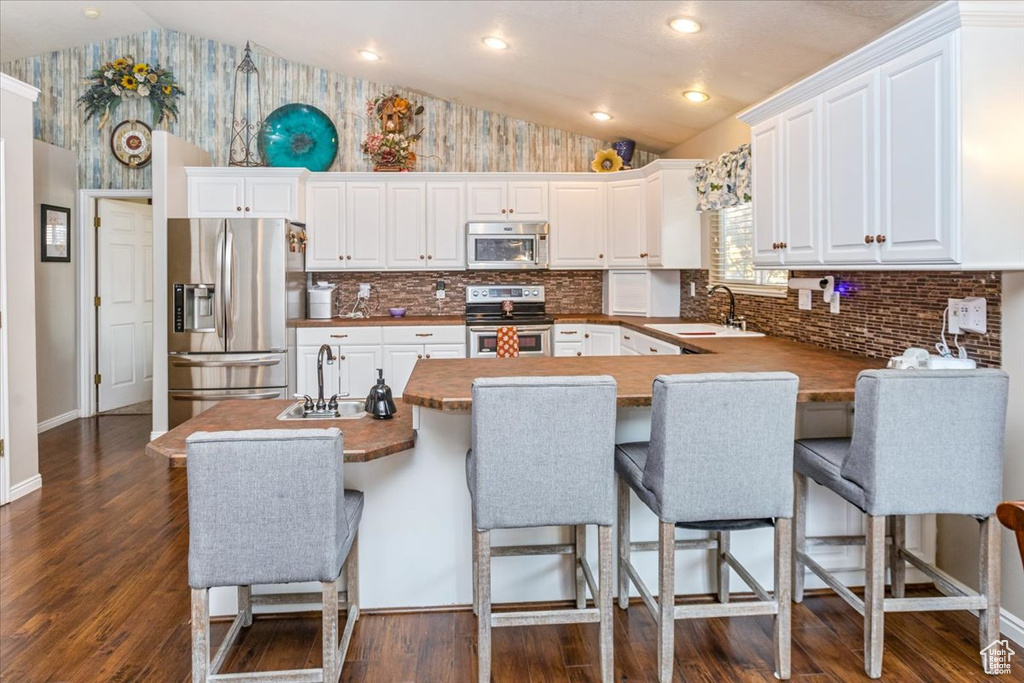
315 270 604 316
679 269 1003 367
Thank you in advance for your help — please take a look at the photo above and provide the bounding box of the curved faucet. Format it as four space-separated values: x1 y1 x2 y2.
316 344 336 411
707 284 739 328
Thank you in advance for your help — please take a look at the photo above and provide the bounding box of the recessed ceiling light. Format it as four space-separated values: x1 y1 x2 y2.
482 36 509 50
668 17 701 34
590 111 613 122
82 7 101 19
358 49 380 61
682 90 710 103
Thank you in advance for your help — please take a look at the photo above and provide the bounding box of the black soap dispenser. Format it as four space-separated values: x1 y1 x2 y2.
365 368 397 420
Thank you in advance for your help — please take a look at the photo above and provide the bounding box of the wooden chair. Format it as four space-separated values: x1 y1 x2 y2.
998 501 1024 567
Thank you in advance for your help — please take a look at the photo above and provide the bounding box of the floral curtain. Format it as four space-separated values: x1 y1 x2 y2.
694 142 751 212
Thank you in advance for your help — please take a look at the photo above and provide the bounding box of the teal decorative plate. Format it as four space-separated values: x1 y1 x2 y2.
259 103 338 171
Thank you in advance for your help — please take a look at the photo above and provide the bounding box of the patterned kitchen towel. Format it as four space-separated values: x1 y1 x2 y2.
496 326 519 358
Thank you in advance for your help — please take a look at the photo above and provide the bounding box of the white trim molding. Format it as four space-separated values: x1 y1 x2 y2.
37 409 80 434
1002 608 1024 649
0 73 40 102
960 0 1024 28
9 474 42 502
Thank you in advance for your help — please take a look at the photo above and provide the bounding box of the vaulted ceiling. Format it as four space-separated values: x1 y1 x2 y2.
0 0 936 152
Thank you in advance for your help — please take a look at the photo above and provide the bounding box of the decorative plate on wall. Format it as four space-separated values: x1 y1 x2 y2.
110 119 153 168
259 103 338 172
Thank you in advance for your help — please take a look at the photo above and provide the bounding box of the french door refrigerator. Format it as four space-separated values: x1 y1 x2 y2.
167 218 304 428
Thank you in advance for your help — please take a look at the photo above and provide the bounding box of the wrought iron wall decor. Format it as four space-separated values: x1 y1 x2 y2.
229 41 263 166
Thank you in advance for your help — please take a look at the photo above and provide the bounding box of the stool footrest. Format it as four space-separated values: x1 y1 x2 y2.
491 543 574 557
492 607 600 628
806 535 892 547
673 601 778 619
210 669 323 682
630 538 717 553
797 550 865 616
250 591 347 607
722 550 772 603
884 596 986 612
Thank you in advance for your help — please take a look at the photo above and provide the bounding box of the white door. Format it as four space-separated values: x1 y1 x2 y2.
607 179 646 267
425 182 465 269
386 183 426 268
585 325 620 356
382 344 423 397
751 117 783 266
296 344 341 398
822 72 880 264
644 173 663 266
97 198 154 412
781 99 822 265
508 182 548 219
0 138 7 505
338 344 382 400
879 33 957 263
244 176 299 219
466 182 508 220
549 183 607 268
305 183 346 271
346 183 387 268
187 175 245 218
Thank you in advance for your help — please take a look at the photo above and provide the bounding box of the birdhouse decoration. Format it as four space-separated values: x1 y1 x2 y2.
361 93 424 172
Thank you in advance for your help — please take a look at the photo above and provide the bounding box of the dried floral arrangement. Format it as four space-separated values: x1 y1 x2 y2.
77 55 184 128
361 94 424 171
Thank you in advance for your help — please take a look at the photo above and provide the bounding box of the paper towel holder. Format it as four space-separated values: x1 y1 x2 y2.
788 276 835 302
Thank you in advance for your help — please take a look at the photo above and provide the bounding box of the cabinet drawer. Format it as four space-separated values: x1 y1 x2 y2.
637 334 681 356
297 327 383 347
554 324 586 340
382 325 465 345
619 328 639 351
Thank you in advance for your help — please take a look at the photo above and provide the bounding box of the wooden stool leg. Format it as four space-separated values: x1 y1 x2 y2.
617 477 631 610
322 578 340 683
774 518 792 680
574 524 587 609
717 531 731 603
657 521 675 683
476 530 492 683
191 587 210 683
979 515 1001 649
890 515 906 599
598 525 614 683
238 585 252 627
864 515 886 679
793 473 808 604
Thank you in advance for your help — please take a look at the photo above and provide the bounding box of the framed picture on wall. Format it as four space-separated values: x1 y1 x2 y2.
40 204 71 262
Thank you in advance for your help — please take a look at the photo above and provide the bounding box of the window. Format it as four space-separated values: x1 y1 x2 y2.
709 204 787 296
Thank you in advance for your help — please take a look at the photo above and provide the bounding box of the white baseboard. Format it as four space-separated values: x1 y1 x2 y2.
150 430 166 441
1000 608 1024 649
37 409 80 433
9 474 42 501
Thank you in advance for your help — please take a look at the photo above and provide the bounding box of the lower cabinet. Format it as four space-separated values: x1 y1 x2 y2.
383 342 466 396
553 324 622 356
619 329 681 356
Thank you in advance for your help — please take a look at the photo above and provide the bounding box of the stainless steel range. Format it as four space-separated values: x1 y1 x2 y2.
465 285 553 358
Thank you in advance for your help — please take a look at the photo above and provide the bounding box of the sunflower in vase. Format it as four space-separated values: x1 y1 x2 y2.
77 54 184 129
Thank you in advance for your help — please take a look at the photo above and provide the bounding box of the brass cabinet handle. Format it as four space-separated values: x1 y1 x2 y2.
339 255 345 260
623 335 631 340
330 334 348 338
772 242 779 249
415 333 433 337
427 255 433 259
346 255 352 260
420 254 425 259
865 235 875 244
649 347 658 353
876 234 887 243
781 242 788 249
501 209 507 214
417 354 423 359
584 333 590 339
640 252 648 258
559 330 578 335
340 355 346 360
509 208 514 214
599 253 604 258
425 354 431 359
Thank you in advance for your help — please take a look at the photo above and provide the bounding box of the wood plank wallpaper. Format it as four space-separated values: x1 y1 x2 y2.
1 29 658 189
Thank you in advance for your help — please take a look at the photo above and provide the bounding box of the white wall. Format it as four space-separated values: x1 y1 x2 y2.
33 141 78 429
661 116 750 161
0 74 40 492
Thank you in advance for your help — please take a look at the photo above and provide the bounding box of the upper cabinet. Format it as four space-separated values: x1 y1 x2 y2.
740 3 1024 270
304 180 386 271
467 180 548 220
186 168 305 220
425 182 466 269
607 179 646 267
549 182 606 268
386 182 465 269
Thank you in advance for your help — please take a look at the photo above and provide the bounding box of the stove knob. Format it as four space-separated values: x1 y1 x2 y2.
471 291 479 297
532 289 540 296
481 291 488 297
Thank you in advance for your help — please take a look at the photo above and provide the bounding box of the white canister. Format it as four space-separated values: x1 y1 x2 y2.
307 283 336 320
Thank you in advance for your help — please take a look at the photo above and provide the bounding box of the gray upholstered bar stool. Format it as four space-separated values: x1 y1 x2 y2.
793 369 1009 679
187 428 362 683
467 376 618 683
616 372 800 683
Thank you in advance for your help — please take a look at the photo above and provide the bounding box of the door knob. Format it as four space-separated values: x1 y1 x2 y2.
876 234 887 243
501 209 507 214
509 209 514 214
244 207 250 212
640 252 648 258
236 206 242 212
864 235 875 244
419 254 425 259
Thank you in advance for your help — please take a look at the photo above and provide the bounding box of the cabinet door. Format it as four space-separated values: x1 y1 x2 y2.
607 179 646 267
346 183 387 268
382 344 423 398
751 117 784 266
555 341 585 357
585 325 620 356
424 343 465 360
386 183 426 268
508 182 548 219
188 175 245 218
338 344 382 400
466 182 508 220
296 344 340 398
644 173 663 267
244 176 299 219
549 182 607 268
823 72 880 264
879 33 957 263
305 183 346 271
781 99 822 265
426 182 466 269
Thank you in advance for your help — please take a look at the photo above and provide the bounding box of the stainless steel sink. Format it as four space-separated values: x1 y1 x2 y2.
644 323 764 338
276 400 367 421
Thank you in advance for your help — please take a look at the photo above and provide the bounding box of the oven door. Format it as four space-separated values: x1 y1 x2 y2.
468 325 552 358
467 234 542 269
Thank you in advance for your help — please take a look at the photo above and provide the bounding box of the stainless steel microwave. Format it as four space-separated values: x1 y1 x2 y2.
466 222 549 269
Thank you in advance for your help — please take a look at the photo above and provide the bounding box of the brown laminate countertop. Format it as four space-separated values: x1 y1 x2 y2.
402 315 886 412
146 400 415 467
291 315 465 328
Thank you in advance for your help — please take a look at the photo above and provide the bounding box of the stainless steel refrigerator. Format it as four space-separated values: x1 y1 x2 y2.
167 218 304 428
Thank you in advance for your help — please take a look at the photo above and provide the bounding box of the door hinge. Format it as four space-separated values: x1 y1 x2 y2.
94 216 101 228
94 296 101 307
94 373 102 385
0 438 4 458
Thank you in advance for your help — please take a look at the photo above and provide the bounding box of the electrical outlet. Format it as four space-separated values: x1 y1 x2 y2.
358 283 371 299
435 280 446 299
947 298 962 334
798 289 812 311
689 282 696 297
959 297 987 334
436 289 445 299
830 294 840 314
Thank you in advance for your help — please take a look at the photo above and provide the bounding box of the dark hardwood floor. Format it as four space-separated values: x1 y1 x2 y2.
2 415 1022 682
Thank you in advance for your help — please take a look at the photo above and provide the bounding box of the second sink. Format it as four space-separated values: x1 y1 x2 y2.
644 323 764 338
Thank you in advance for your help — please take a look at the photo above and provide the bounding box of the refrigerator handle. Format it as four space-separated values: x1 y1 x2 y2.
214 227 225 345
223 229 234 346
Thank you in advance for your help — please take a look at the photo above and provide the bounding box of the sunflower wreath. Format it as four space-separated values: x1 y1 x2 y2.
77 55 184 129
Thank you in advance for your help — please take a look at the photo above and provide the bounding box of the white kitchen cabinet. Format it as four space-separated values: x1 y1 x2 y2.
642 163 702 269
585 325 620 356
296 327 385 398
425 182 466 269
780 99 823 265
822 72 880 264
423 344 465 360
244 175 302 219
602 270 680 317
346 182 387 269
554 341 585 357
549 182 606 268
383 345 422 398
337 344 382 400
304 182 346 271
634 333 682 356
306 181 387 271
467 181 547 220
643 173 663 266
296 344 341 398
751 117 784 267
186 169 304 220
607 179 646 267
386 182 427 268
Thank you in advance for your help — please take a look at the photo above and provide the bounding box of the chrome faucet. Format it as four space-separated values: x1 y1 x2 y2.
316 344 337 412
707 284 744 330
